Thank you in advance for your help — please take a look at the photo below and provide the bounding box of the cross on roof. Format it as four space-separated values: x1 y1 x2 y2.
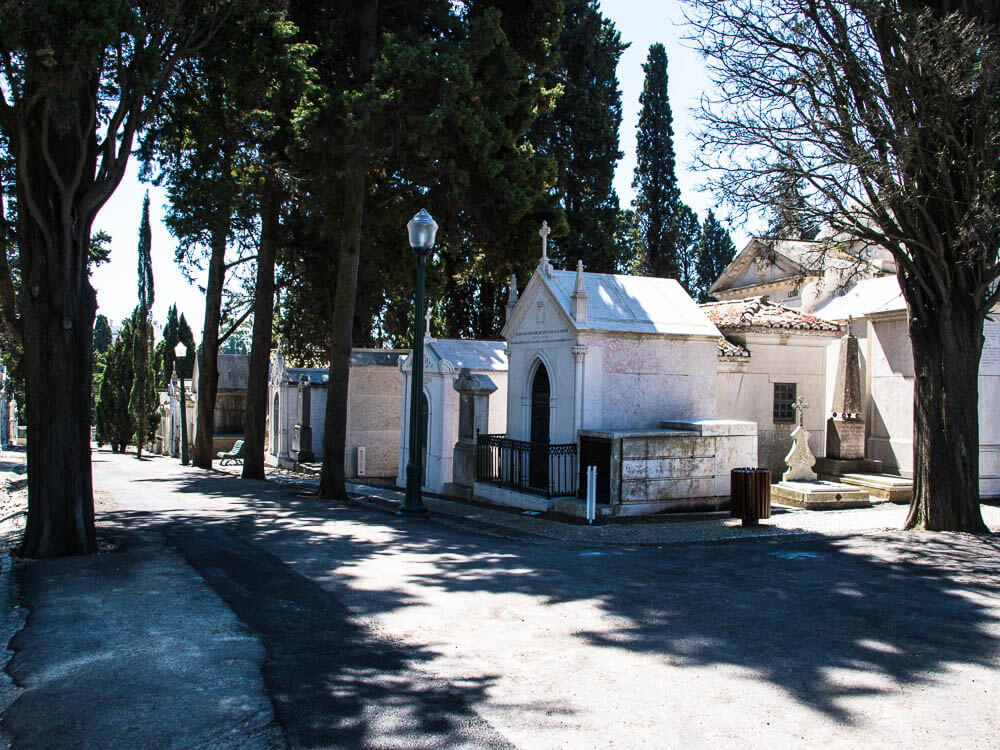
425 307 433 338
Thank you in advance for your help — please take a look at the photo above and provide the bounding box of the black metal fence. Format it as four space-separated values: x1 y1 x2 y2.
476 434 578 498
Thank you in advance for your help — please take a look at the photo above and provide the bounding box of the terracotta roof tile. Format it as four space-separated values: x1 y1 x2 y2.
718 337 750 358
700 296 842 333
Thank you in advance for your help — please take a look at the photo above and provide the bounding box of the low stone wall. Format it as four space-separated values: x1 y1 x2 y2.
581 419 757 515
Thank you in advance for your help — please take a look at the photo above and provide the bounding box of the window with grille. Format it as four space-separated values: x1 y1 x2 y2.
773 382 797 423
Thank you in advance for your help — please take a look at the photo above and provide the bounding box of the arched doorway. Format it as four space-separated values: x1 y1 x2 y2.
530 364 550 491
272 394 279 455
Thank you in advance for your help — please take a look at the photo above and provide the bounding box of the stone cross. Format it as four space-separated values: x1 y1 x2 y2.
792 395 809 427
425 308 433 338
539 221 551 263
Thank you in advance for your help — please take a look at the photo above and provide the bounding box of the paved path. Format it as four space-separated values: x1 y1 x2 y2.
3 450 1000 748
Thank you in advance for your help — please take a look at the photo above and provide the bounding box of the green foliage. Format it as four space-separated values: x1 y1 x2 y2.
673 203 702 297
155 304 195 387
95 326 135 452
92 314 112 355
531 0 628 273
632 43 682 279
127 306 159 447
277 1 563 358
137 193 154 310
695 210 736 302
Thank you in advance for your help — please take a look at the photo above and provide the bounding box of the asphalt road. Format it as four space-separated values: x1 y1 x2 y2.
4 450 1000 748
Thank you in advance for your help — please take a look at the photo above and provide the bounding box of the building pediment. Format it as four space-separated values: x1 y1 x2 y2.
709 237 826 298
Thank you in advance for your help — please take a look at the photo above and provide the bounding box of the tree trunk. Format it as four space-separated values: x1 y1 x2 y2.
242 175 281 480
904 302 988 532
192 223 227 468
20 255 98 557
318 0 378 499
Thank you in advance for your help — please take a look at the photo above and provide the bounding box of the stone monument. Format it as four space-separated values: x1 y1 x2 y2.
815 326 882 474
292 374 315 463
771 396 871 510
450 367 497 498
782 396 817 482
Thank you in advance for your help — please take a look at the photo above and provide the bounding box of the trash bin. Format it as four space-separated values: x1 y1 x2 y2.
730 468 771 526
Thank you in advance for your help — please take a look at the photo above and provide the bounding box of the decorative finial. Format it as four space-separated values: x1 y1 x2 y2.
509 274 518 304
573 259 586 295
571 259 588 323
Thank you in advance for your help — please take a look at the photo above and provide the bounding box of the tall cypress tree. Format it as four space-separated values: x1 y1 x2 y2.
632 43 681 279
532 0 627 272
130 193 155 458
695 210 736 302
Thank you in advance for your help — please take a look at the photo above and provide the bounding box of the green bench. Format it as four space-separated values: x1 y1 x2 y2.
218 439 245 466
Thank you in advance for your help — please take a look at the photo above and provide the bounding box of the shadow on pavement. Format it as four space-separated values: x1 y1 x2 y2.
115 470 1000 726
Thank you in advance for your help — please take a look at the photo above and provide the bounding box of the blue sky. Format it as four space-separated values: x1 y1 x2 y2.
90 0 747 333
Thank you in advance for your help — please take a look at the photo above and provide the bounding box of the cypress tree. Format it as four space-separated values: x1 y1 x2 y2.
632 43 681 279
695 210 737 302
131 194 155 458
533 0 627 272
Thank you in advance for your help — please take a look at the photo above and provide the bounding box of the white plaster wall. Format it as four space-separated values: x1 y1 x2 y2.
506 340 577 444
715 333 833 476
588 334 718 432
867 316 914 476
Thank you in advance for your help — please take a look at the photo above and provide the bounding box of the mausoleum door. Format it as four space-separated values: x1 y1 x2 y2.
530 365 550 491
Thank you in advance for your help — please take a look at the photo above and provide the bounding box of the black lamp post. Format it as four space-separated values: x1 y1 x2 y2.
399 209 438 516
174 342 190 466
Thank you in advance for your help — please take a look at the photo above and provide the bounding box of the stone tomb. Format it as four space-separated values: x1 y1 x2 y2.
771 397 870 510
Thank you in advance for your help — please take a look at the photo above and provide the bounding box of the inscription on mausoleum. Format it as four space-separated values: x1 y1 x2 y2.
982 319 1000 375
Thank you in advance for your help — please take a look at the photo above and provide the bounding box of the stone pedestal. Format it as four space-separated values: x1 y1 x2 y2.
291 375 315 463
450 368 496 496
826 417 865 460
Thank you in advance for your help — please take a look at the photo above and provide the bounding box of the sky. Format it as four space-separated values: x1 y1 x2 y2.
90 0 748 336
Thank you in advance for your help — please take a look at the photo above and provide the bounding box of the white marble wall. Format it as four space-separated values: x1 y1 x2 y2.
715 332 835 476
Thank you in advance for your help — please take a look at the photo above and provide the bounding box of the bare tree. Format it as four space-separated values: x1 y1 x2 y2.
684 0 1000 531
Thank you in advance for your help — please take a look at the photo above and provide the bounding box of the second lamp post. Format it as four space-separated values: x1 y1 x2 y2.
399 209 438 516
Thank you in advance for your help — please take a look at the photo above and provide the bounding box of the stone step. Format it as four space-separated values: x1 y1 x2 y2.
771 480 871 510
817 472 913 504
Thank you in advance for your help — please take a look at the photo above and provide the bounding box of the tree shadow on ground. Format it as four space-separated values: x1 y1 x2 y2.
113 470 1000 726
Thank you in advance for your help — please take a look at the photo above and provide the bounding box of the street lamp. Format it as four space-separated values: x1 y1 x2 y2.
400 209 438 516
174 341 190 466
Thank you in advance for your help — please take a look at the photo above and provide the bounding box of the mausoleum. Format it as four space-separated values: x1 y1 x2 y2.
396 332 508 496
472 224 757 516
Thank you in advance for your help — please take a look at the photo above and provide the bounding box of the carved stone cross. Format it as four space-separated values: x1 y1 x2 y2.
425 307 433 338
792 395 809 427
539 221 551 263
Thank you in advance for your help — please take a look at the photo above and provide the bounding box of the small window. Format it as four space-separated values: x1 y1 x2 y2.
773 383 797 423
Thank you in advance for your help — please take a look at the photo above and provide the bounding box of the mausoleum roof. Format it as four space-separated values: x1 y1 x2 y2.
400 339 508 373
813 275 905 321
700 296 841 333
538 269 721 337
